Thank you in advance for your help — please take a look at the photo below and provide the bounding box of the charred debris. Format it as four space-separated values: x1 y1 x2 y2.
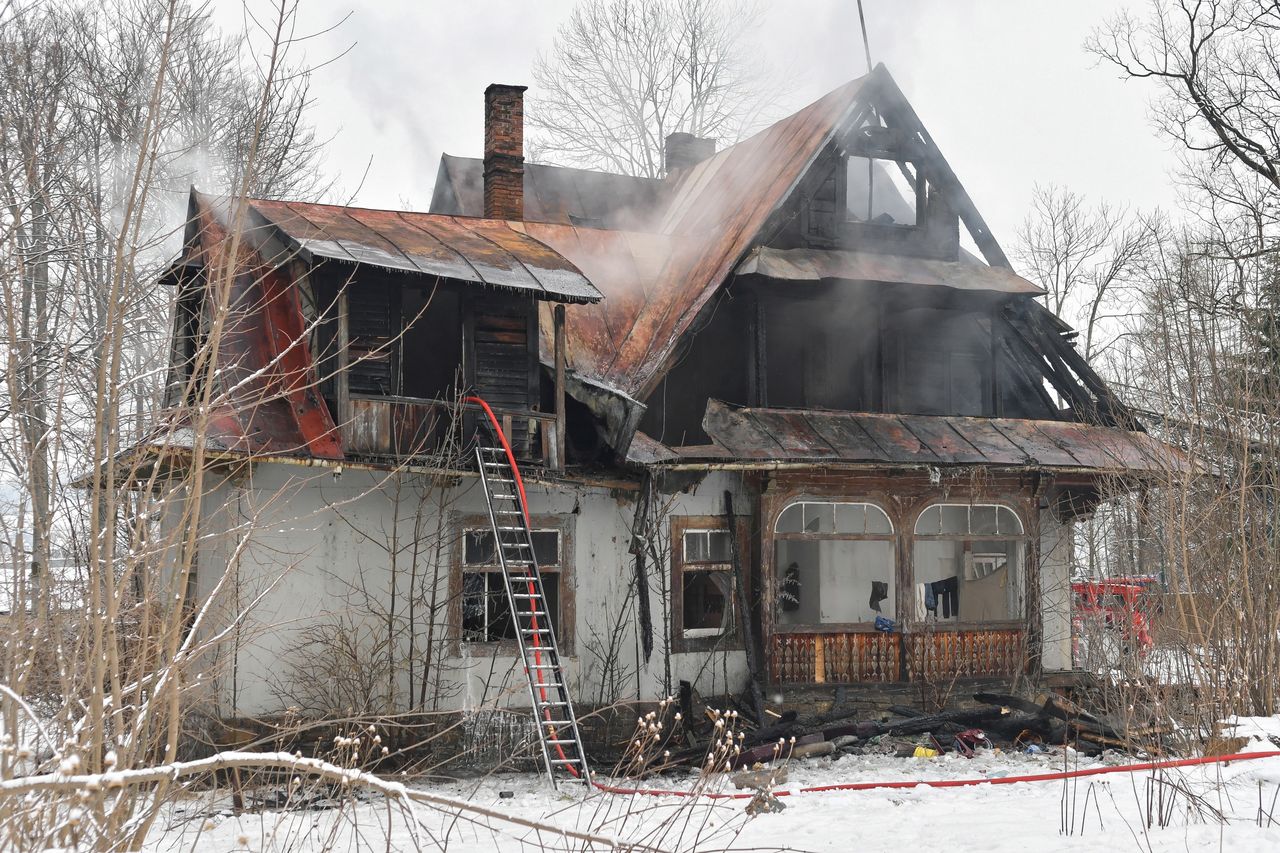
620 683 1172 777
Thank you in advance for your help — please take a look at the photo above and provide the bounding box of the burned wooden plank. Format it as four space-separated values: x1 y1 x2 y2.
852 414 943 464
897 414 988 464
701 400 787 458
747 410 838 457
946 416 1028 463
987 419 1084 468
802 410 890 461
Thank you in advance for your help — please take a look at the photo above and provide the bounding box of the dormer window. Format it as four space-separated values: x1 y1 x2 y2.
795 120 957 260
843 124 924 229
845 154 919 227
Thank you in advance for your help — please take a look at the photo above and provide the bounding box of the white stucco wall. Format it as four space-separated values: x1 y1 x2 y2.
1038 511 1074 672
177 460 1079 717
186 462 748 717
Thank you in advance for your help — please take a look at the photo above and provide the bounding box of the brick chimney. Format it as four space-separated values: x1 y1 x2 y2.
483 83 527 220
664 132 716 174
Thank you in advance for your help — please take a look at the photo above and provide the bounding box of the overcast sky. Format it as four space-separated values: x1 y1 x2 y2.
220 0 1180 247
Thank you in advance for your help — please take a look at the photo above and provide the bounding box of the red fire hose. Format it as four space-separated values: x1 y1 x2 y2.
593 749 1280 799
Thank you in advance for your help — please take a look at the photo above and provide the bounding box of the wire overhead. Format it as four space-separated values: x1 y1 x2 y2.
857 0 873 73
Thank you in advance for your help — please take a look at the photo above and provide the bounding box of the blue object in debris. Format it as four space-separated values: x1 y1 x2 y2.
874 615 896 633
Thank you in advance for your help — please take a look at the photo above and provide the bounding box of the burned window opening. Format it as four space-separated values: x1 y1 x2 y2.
670 516 748 652
845 154 919 227
462 527 563 644
679 529 734 639
170 274 208 407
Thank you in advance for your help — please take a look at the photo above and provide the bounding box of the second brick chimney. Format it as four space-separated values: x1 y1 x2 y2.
664 132 716 174
483 83 527 220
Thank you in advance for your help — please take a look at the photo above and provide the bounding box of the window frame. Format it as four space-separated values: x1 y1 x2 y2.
911 502 1026 628
670 515 750 654
772 499 897 633
452 512 574 655
842 153 922 229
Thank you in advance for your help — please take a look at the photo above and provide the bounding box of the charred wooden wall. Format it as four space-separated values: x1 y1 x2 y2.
639 279 1064 447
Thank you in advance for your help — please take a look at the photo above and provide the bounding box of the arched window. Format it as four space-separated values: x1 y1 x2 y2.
912 503 1025 624
915 504 1023 536
774 501 895 627
775 501 893 535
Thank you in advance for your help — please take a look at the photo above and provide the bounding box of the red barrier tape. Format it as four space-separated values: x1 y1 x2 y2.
592 749 1280 799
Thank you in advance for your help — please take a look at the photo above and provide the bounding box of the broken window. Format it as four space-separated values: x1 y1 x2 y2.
461 527 562 644
773 501 896 626
680 529 734 639
912 503 1024 623
845 155 918 226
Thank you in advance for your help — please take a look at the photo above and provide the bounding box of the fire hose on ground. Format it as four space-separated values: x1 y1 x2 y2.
592 749 1280 799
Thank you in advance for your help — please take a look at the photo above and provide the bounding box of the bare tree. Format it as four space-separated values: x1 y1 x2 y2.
1091 0 1280 194
529 0 791 177
1014 184 1161 365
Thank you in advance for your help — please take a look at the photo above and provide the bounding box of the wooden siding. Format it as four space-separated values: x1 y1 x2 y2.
340 395 560 467
472 296 539 454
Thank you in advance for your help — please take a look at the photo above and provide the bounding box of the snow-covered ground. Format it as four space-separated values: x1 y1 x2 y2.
146 730 1280 853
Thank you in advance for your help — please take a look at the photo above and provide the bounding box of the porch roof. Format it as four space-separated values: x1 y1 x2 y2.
735 246 1045 295
659 400 1190 474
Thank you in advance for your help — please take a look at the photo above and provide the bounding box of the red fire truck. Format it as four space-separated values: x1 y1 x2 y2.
1071 576 1160 660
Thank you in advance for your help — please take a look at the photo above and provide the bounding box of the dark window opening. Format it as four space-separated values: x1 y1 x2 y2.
461 527 562 643
678 529 735 639
682 571 730 632
313 271 465 409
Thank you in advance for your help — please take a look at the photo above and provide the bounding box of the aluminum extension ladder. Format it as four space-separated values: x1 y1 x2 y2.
473 433 590 788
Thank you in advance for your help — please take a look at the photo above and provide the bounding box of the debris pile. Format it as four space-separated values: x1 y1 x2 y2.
631 688 1171 777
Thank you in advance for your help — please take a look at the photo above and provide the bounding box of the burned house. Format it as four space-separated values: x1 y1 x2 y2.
152 67 1180 721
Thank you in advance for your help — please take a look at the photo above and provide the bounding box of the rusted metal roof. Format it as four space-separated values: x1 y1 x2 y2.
431 155 666 229
183 195 345 460
246 198 602 303
691 400 1188 474
735 246 1045 295
522 75 874 399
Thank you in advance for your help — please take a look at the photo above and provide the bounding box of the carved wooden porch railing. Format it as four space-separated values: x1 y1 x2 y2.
770 632 900 684
770 628 1025 684
903 629 1025 682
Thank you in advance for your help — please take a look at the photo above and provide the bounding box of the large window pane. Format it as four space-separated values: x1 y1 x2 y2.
971 505 999 535
531 531 559 565
776 538 894 625
913 534 1021 622
940 505 969 534
865 505 893 534
775 504 803 533
803 503 836 534
835 503 867 535
464 530 496 566
466 529 559 567
916 505 941 535
683 530 731 563
997 507 1023 535
683 570 731 633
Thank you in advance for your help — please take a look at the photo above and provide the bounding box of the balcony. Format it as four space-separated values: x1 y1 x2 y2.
340 394 562 470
